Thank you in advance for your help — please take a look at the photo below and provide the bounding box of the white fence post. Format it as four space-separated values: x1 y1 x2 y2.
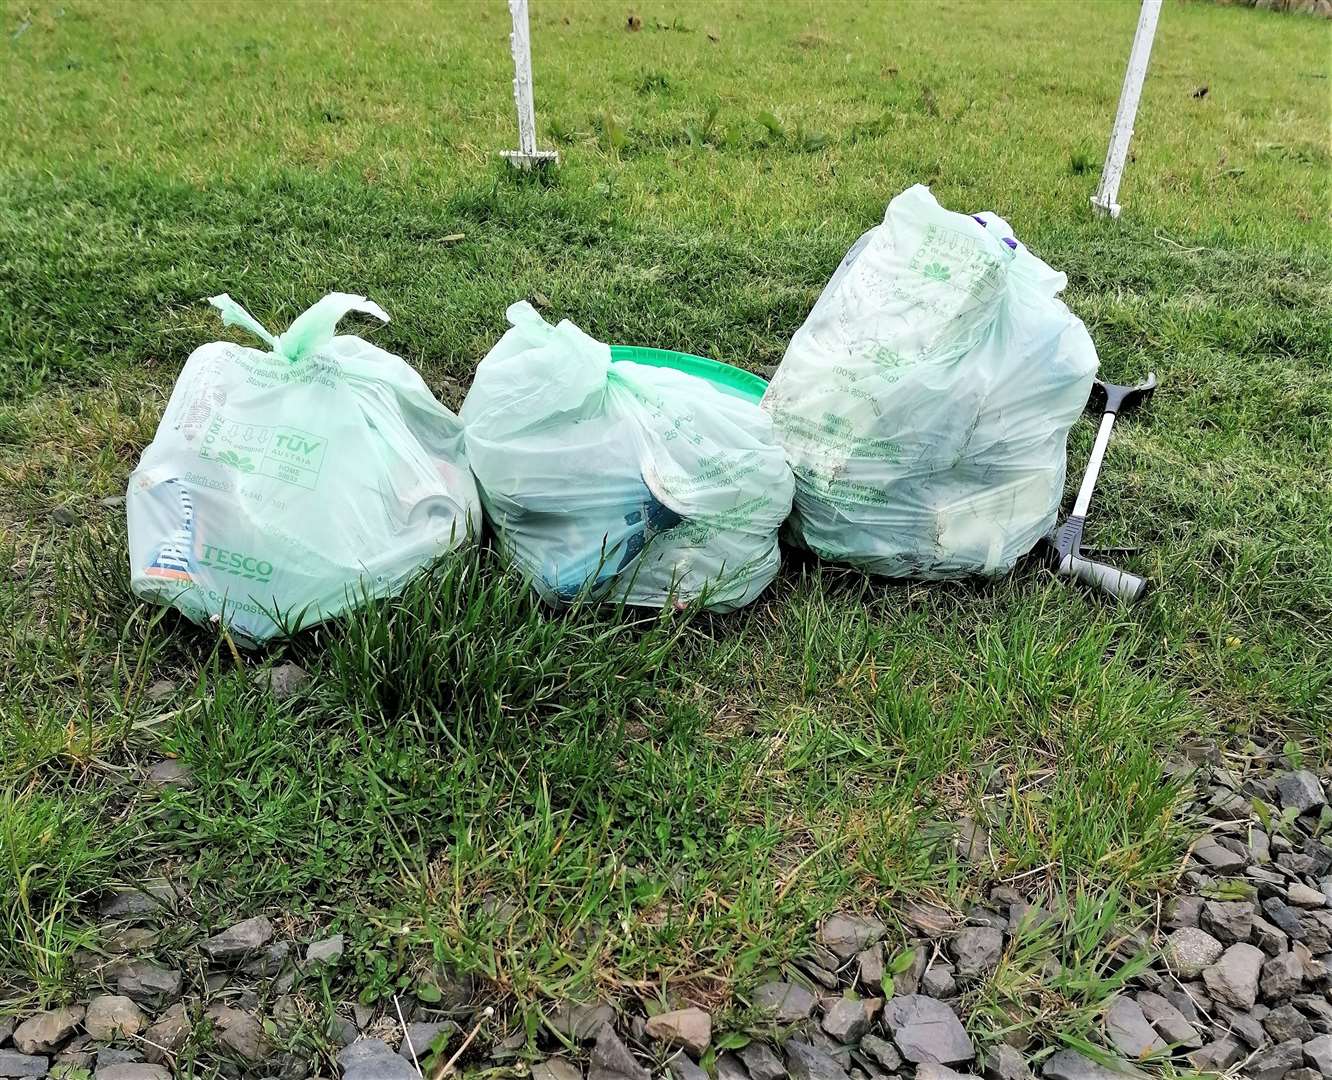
1090 0 1162 218
502 0 558 168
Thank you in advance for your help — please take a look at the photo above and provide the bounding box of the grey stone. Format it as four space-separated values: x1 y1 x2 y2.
856 1035 900 1073
1201 900 1255 943
1251 827 1273 864
1268 1003 1316 1044
1277 771 1327 814
532 1057 583 1080
1102 997 1165 1059
915 1067 977 1080
13 1009 83 1055
955 816 990 863
141 1003 190 1064
1305 1034 1332 1077
821 999 867 1044
983 1045 1030 1080
1187 1035 1246 1072
84 996 145 1043
100 495 128 510
1162 927 1223 978
1294 993 1332 1032
785 1040 849 1080
547 1001 614 1042
0 1050 48 1077
0 1015 12 1046
1215 1002 1266 1047
1305 909 1332 952
753 983 816 1024
1209 788 1250 820
100 927 158 954
644 1009 710 1055
115 962 182 1008
855 945 884 992
1252 914 1290 956
1250 1038 1307 1080
252 662 309 701
892 945 928 996
1133 992 1201 1049
588 1026 648 1080
667 1055 707 1080
1039 1049 1135 1079
200 915 273 961
1193 836 1247 872
1164 986 1205 1024
921 962 957 998
950 927 1003 979
242 940 291 977
1007 903 1056 937
99 883 175 919
338 1038 419 1079
902 902 957 937
306 934 345 965
96 1066 171 1080
96 1049 144 1065
1203 942 1265 1009
966 906 1007 930
797 959 838 990
1265 896 1308 940
1289 1069 1325 1080
804 1030 851 1070
738 1041 786 1080
144 679 176 703
397 1021 456 1061
1163 896 1203 930
1262 950 1306 999
338 1038 396 1067
1282 852 1319 876
716 1052 748 1080
882 994 974 1065
818 914 887 960
143 759 193 791
203 1005 266 1062
1291 883 1329 908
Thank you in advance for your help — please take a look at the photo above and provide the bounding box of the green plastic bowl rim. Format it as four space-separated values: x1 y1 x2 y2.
610 344 767 403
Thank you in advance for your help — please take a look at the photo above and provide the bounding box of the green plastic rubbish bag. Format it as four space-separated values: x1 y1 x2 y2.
763 185 1098 578
128 293 479 644
461 302 794 611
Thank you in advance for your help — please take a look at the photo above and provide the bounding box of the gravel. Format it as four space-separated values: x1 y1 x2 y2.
818 914 887 960
1202 942 1265 1010
753 983 816 1024
644 1009 711 1055
950 927 1003 979
12 1007 83 1055
882 995 974 1066
588 1026 649 1080
739 1040 787 1080
199 915 274 961
1101 997 1165 1058
785 1039 850 1080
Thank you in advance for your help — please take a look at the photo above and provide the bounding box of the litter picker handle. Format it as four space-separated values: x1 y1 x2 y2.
1060 554 1148 604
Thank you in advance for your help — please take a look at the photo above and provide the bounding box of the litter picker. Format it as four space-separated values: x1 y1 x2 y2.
1048 373 1157 602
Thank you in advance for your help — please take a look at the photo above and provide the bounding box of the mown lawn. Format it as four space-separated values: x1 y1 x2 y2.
0 0 1328 1069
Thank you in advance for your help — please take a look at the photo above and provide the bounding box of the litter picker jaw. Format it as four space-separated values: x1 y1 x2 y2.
1049 373 1157 603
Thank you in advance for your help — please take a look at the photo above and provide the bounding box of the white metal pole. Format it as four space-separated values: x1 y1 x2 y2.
1090 0 1162 218
502 0 558 168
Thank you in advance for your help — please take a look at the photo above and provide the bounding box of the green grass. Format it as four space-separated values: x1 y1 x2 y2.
1 0 1329 1072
